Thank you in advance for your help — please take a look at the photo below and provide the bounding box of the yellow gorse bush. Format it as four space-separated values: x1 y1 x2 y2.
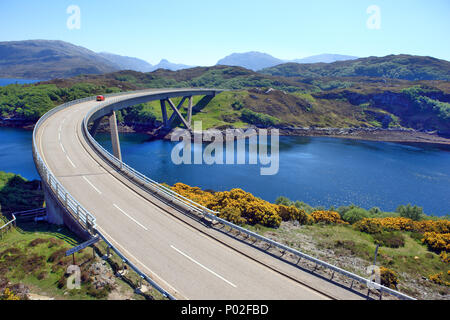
440 251 449 264
311 211 347 224
171 183 215 208
422 232 450 253
355 217 450 235
171 184 282 227
428 272 450 286
277 205 313 225
1 288 20 300
380 266 399 289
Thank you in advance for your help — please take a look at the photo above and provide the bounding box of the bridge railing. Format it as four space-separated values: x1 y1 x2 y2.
33 89 178 300
82 92 415 301
32 90 158 232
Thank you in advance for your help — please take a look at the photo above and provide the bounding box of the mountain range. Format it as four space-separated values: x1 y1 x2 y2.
216 52 358 71
0 40 361 79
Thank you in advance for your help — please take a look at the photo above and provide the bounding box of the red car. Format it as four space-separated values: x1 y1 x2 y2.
96 95 105 101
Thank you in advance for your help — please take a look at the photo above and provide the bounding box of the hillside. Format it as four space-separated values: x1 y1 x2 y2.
293 54 358 64
2 63 449 137
97 52 153 72
261 55 450 81
0 40 120 79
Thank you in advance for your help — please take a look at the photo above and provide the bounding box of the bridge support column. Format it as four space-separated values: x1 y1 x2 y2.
160 99 168 128
187 96 193 125
166 97 191 130
109 111 122 161
42 183 91 241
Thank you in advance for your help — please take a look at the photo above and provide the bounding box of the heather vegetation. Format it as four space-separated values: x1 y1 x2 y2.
2 58 450 135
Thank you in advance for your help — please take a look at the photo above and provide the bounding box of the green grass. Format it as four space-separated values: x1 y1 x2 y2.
0 221 156 300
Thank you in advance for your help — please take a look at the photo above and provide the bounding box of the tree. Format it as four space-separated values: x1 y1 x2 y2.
396 204 423 221
275 196 291 206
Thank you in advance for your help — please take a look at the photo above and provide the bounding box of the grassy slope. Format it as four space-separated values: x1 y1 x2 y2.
0 221 165 300
247 222 449 299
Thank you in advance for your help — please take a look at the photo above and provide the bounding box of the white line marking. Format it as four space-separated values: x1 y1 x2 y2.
66 155 76 168
96 226 186 299
82 176 101 194
170 245 237 288
60 142 66 154
113 203 148 231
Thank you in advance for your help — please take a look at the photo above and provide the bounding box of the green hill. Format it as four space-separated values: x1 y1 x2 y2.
260 55 450 81
2 64 449 136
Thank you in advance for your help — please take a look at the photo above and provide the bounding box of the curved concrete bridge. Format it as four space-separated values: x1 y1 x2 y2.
33 89 364 300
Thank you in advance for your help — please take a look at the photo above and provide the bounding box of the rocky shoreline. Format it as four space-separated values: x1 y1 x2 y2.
2 119 450 145
152 125 450 146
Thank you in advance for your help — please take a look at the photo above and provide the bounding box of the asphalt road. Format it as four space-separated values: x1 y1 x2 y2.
36 90 342 300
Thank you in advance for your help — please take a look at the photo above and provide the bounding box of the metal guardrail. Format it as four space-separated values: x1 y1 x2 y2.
0 208 47 237
82 90 416 300
0 214 16 238
95 231 176 300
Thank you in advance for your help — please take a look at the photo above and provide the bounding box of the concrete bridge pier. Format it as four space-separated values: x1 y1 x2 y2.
42 183 91 241
109 110 122 161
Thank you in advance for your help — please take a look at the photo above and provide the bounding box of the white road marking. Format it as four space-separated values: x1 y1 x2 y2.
113 203 148 231
60 142 66 154
82 176 101 194
96 226 186 299
170 245 237 288
66 155 76 168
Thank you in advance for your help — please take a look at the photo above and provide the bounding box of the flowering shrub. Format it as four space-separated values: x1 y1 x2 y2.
354 217 450 235
210 189 282 228
428 272 450 286
422 232 450 253
380 267 399 289
440 251 449 264
354 218 383 234
171 183 215 207
0 288 20 300
311 211 346 224
377 217 416 231
415 219 450 234
277 205 313 225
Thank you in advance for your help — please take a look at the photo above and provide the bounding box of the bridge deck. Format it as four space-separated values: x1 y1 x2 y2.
36 90 361 300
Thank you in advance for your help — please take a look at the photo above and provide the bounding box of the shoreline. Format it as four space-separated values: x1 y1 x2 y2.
1 120 450 146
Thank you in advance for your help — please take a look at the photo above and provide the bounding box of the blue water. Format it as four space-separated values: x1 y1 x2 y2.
96 133 450 216
0 78 41 86
1 125 449 216
0 127 39 180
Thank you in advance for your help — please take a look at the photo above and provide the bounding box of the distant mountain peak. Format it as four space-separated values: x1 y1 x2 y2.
217 52 284 71
216 51 360 71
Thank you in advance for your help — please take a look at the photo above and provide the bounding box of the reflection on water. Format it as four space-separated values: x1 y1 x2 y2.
96 133 450 216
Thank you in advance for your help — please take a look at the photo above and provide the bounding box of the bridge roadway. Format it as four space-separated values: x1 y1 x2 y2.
36 89 358 300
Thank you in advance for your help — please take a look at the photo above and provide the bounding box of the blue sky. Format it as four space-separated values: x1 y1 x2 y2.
0 0 449 66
